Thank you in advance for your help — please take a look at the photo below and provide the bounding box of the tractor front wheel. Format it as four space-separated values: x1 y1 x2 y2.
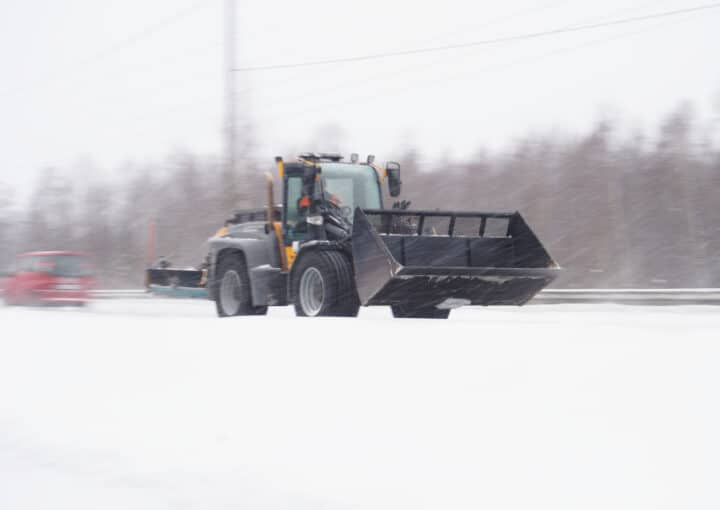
293 250 359 317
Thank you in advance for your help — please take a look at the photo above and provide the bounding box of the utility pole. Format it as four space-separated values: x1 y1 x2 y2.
224 0 237 185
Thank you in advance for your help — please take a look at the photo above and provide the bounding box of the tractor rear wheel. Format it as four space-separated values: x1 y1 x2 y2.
293 250 360 317
391 304 450 319
215 255 267 317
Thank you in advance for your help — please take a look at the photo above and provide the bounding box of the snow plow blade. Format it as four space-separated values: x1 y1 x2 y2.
351 208 560 308
145 268 208 298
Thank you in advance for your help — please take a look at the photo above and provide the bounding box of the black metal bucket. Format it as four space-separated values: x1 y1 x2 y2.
351 208 560 309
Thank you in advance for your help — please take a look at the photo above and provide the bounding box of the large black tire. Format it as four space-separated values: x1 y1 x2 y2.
292 250 360 317
214 254 268 317
391 304 450 319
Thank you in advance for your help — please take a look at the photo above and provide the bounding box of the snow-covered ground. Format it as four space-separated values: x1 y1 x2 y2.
1 300 719 509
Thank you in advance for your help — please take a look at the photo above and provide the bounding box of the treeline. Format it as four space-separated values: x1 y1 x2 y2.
0 154 266 287
1 103 719 288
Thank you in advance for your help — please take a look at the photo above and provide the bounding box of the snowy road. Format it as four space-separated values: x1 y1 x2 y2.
1 300 719 509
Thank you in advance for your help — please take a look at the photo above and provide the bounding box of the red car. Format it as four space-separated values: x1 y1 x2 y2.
3 251 94 306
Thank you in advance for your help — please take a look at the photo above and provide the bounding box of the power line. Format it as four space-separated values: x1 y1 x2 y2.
233 2 720 72
2 1 209 97
235 0 670 115
232 0 573 110
405 0 572 53
79 2 572 128
241 1 676 115
229 1 708 120
76 0 208 65
255 8 706 124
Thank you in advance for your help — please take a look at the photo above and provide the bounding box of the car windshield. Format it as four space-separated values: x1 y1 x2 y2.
29 255 91 277
319 163 382 211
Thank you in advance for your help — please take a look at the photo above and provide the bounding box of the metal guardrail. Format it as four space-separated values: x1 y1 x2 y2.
533 288 720 305
87 288 720 305
90 289 151 299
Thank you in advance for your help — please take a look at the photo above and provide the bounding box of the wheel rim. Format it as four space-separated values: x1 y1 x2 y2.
299 267 325 316
219 270 242 315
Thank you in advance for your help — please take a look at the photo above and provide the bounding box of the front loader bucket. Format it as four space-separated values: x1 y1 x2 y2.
351 208 560 309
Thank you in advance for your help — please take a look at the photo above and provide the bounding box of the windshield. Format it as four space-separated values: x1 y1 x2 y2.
319 163 382 211
26 255 91 277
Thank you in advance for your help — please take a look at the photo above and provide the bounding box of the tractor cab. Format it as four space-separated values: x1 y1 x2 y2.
278 153 400 249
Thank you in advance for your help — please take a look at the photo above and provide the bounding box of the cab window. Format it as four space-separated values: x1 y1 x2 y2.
284 176 308 243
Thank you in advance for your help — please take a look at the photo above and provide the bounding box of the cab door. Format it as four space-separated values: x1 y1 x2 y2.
282 174 309 252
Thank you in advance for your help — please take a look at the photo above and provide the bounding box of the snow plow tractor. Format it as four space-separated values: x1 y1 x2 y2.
208 153 560 319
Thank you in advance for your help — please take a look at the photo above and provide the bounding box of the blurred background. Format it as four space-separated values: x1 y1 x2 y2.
1 0 719 288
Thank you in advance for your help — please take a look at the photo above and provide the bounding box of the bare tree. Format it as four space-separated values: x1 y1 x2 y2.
7 98 720 288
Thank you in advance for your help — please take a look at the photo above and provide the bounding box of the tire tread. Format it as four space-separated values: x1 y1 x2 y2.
215 254 268 317
293 250 360 317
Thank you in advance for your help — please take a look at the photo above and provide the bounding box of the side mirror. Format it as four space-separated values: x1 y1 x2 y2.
386 161 401 197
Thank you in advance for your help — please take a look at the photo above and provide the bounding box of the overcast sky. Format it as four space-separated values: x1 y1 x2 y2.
1 0 719 198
